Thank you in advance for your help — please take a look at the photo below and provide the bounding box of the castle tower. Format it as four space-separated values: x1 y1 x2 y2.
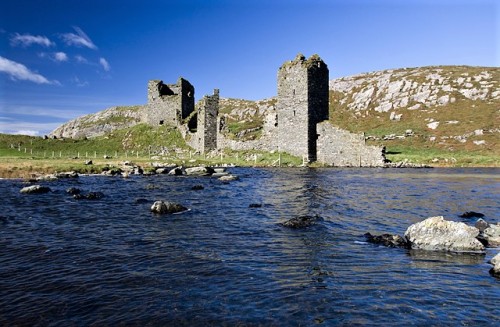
197 89 219 153
145 77 194 126
277 54 329 162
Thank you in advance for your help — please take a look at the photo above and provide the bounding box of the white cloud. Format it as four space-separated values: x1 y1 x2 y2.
0 56 56 84
71 76 89 87
75 55 89 64
60 26 97 50
10 33 55 47
99 57 110 71
54 52 68 62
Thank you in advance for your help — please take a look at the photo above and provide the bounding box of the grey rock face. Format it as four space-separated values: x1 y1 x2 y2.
489 252 500 278
364 233 410 249
218 174 238 182
185 166 214 176
404 216 485 252
20 185 51 194
482 224 500 247
150 201 188 214
49 105 143 139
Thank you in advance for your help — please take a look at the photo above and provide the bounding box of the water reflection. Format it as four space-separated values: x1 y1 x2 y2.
408 249 486 268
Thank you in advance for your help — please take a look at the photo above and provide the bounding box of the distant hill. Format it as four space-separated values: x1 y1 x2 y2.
49 65 499 163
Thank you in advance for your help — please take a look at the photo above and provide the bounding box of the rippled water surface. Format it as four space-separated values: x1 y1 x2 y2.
1 168 499 326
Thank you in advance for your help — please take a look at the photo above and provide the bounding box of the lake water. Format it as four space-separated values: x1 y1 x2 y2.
1 168 499 326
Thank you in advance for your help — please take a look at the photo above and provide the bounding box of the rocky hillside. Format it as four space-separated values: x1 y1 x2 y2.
49 105 144 139
328 66 499 155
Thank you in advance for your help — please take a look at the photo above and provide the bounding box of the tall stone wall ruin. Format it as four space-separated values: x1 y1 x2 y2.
144 78 194 126
277 54 329 162
196 89 219 153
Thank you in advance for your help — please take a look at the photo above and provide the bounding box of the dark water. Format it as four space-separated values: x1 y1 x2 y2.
1 168 499 326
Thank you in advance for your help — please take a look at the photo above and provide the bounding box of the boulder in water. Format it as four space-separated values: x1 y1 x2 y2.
489 252 500 278
185 166 214 176
459 211 485 218
20 185 51 194
482 223 500 247
66 187 81 195
73 192 104 200
404 216 484 252
280 215 322 229
219 174 239 182
151 201 188 214
364 233 410 249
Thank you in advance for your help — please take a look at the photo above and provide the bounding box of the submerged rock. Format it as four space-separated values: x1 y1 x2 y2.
191 184 204 190
459 211 485 219
73 192 104 200
280 215 322 229
404 216 484 252
20 185 51 194
151 201 188 214
249 203 262 208
219 174 239 182
364 233 410 249
66 187 81 195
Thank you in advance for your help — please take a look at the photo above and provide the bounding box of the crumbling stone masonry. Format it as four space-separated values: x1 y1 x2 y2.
144 54 385 166
144 78 195 126
276 53 385 166
277 54 329 162
196 89 219 153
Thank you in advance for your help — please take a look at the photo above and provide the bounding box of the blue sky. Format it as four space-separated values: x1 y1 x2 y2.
0 0 498 136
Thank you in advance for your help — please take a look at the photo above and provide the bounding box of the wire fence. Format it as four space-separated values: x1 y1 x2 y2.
12 147 306 167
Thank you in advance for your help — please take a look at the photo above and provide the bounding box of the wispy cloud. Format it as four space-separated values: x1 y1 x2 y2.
10 33 55 47
75 55 89 64
99 57 110 71
71 76 89 87
60 26 97 50
39 51 69 62
0 56 57 84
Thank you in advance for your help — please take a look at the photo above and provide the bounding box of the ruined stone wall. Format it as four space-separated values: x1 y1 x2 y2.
316 121 385 167
144 78 194 126
277 54 329 162
197 89 219 153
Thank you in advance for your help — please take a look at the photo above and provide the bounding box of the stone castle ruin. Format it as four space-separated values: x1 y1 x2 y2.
145 54 385 166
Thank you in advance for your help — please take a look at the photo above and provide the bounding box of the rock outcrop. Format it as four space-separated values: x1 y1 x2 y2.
20 185 51 194
364 233 410 249
151 201 188 214
280 215 322 229
482 224 500 247
49 106 143 139
404 216 484 252
489 253 500 277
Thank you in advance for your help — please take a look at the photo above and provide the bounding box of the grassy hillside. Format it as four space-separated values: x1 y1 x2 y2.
1 65 498 171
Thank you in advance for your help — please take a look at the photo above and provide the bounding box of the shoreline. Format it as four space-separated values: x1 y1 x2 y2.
0 159 498 180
